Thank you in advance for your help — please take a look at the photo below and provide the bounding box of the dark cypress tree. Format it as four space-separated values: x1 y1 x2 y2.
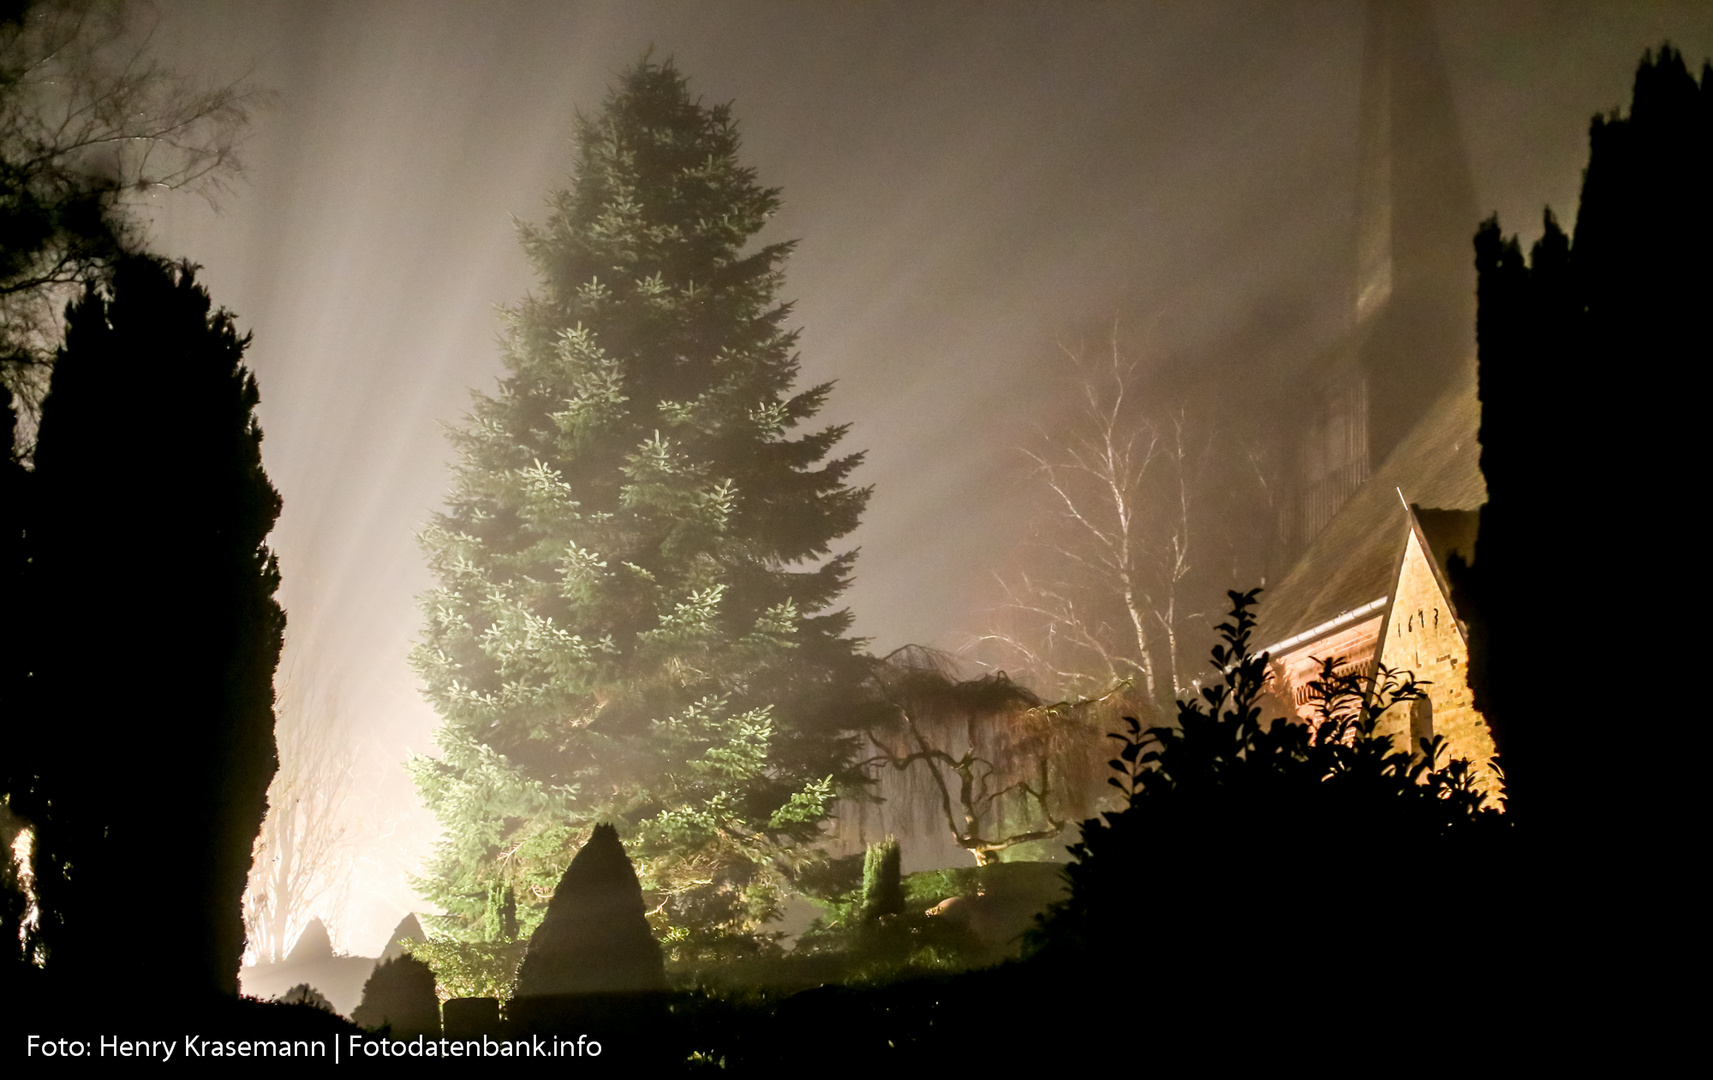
514 824 665 997
0 382 28 978
18 254 283 1001
1458 46 1710 834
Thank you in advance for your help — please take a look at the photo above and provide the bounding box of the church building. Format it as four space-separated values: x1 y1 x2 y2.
1258 369 1499 798
1258 0 1500 798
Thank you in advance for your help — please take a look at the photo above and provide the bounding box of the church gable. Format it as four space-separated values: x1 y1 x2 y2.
1376 514 1499 799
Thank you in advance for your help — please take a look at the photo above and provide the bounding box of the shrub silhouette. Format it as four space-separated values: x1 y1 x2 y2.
352 955 439 1038
275 983 335 1012
285 917 333 964
380 913 427 961
1030 588 1503 976
513 824 666 996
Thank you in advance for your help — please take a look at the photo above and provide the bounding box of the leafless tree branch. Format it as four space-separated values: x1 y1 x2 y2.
972 324 1209 705
1 0 269 427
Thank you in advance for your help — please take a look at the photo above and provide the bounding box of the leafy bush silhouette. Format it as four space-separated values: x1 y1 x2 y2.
275 983 335 1012
1030 588 1503 973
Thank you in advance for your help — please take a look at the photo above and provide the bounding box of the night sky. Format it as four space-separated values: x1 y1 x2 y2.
136 1 1713 952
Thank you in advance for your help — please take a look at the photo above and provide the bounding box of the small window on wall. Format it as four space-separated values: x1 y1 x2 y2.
1409 695 1433 754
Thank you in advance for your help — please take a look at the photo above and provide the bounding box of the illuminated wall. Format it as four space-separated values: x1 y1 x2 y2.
1265 514 1500 804
1376 523 1500 801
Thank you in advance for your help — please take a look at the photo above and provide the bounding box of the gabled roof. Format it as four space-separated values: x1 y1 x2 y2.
1260 360 1484 650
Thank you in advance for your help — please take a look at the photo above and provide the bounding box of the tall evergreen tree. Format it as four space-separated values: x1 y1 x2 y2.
1460 45 1710 834
17 254 282 1000
0 383 26 983
411 58 873 952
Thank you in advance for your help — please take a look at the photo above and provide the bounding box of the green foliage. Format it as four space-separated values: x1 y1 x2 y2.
410 55 874 954
406 940 526 1004
784 862 1066 985
859 837 903 922
1031 588 1503 960
483 881 519 943
794 910 978 984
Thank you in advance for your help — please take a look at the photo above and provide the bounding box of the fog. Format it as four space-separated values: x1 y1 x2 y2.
129 1 1713 955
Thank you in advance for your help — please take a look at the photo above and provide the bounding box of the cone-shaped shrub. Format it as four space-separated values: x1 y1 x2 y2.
514 824 665 996
380 913 426 961
286 918 332 965
353 955 440 1038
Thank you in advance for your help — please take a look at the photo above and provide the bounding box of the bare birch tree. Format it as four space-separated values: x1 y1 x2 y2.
242 678 354 963
973 330 1207 708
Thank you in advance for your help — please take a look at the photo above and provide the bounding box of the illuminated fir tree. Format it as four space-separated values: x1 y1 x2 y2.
411 58 872 954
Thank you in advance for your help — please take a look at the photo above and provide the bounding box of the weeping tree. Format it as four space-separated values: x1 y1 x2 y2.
410 57 875 957
858 647 1114 867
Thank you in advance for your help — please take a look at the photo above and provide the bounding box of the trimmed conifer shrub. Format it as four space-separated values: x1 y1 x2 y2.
352 955 440 1038
514 824 665 996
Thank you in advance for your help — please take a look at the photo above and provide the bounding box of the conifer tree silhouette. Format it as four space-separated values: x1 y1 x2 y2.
0 383 27 978
19 255 282 1001
1459 45 1709 834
